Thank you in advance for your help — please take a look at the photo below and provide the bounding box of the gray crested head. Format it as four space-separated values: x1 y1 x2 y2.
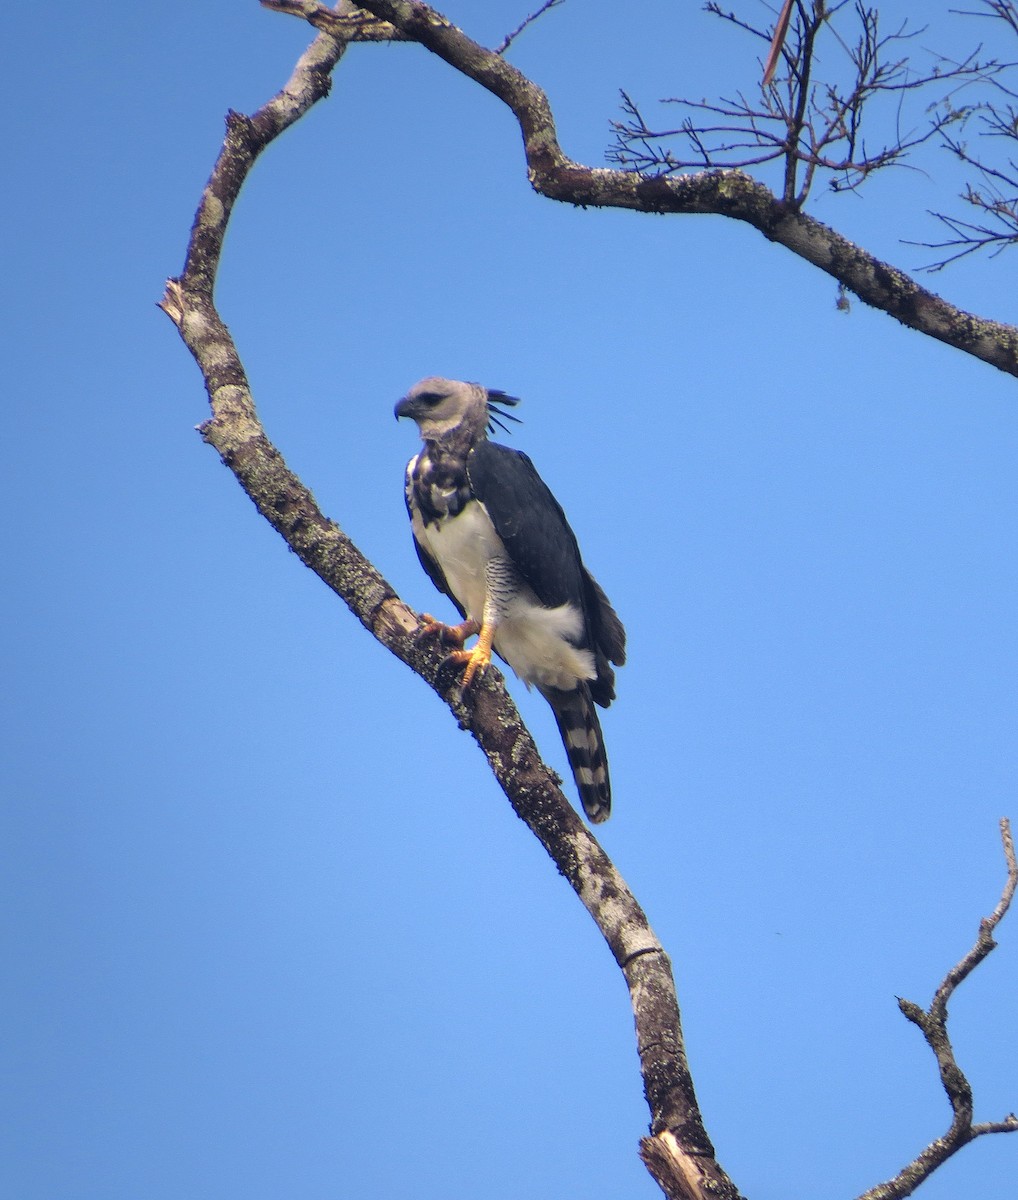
395 377 521 441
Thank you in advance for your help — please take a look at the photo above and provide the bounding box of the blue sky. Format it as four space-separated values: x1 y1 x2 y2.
4 2 1017 1198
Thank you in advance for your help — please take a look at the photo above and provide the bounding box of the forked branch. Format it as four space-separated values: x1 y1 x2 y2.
610 2 1004 208
856 819 1018 1200
918 1 1018 268
162 9 736 1200
329 0 1018 377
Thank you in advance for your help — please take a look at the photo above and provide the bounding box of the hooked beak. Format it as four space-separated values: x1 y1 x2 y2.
394 395 415 421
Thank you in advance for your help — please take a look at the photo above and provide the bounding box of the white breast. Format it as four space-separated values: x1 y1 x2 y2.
416 499 596 693
416 500 505 624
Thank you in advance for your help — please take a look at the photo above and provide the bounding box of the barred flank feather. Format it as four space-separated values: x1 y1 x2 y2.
543 684 611 824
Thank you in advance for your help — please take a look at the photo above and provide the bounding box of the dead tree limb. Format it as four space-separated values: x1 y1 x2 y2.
325 0 1018 378
856 818 1018 1200
160 10 738 1200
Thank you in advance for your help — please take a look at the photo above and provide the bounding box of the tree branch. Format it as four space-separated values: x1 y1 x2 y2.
856 818 1018 1200
494 0 564 56
161 10 739 1200
321 0 1018 378
164 6 1015 1197
258 0 413 40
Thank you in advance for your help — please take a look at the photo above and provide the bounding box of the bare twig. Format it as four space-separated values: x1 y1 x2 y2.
856 819 1018 1200
495 0 563 56
916 197 1018 270
913 2 1018 267
612 2 1004 209
952 1 1018 38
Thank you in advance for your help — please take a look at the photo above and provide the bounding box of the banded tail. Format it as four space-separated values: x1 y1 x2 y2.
542 684 611 823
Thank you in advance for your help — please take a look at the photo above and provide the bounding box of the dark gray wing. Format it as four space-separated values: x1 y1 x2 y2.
466 441 625 705
466 441 585 609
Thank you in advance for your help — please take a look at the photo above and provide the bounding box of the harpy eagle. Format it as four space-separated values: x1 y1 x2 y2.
395 377 626 822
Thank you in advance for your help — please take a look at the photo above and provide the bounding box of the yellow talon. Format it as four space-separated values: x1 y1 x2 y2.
448 620 494 687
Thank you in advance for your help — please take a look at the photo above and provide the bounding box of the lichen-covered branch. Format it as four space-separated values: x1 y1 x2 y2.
855 819 1018 1200
341 0 1018 378
162 10 738 1200
258 0 413 40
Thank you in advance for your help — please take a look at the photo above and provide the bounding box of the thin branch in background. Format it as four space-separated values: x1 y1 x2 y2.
856 819 1018 1200
610 1 1006 210
913 134 1018 268
495 0 564 56
950 1 1018 38
913 207 1018 269
912 1 1018 267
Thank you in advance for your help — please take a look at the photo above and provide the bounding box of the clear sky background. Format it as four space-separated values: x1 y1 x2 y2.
4 2 1017 1198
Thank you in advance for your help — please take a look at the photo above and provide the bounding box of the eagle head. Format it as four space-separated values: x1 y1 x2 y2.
395 377 521 440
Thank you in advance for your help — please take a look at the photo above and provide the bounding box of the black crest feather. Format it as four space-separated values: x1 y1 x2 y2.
486 389 522 436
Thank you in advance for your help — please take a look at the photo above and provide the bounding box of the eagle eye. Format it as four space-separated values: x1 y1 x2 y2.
417 392 442 407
